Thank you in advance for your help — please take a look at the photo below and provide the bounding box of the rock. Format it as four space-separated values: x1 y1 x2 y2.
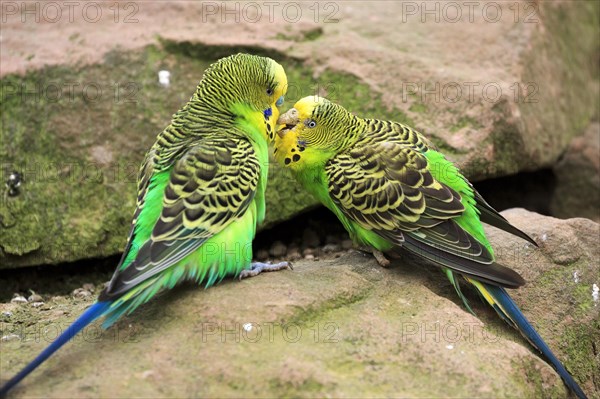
0 209 596 397
341 239 354 250
302 228 321 249
1 2 597 269
1 334 20 342
286 245 302 261
322 243 341 253
551 122 600 222
27 293 43 303
72 288 92 299
82 283 96 293
304 254 315 261
302 248 315 257
325 235 339 245
269 241 287 258
10 295 27 304
254 249 269 262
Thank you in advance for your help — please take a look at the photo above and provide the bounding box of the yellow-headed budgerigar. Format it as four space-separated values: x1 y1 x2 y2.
0 54 290 395
273 96 587 398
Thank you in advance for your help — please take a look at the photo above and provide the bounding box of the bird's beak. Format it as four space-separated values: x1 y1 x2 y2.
276 108 299 138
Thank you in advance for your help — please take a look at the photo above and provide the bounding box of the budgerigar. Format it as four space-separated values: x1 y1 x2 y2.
274 96 587 398
0 54 290 395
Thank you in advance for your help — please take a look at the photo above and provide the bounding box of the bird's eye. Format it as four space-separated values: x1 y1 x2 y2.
266 88 274 96
306 119 317 128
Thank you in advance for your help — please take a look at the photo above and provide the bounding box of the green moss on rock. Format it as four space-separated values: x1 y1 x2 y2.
0 43 413 268
561 320 600 388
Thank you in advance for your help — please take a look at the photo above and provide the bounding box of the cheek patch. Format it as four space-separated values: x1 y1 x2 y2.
264 113 274 140
292 154 301 162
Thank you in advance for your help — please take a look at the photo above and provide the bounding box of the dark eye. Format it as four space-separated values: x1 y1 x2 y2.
266 88 274 96
306 119 317 128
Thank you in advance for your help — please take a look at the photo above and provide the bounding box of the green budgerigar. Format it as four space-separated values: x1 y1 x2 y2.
0 54 289 395
274 96 587 398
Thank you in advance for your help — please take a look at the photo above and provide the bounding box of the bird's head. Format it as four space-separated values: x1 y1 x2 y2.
274 96 362 170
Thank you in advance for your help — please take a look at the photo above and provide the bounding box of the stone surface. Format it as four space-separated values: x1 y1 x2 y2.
0 209 598 397
269 241 288 258
551 122 600 222
1 1 598 267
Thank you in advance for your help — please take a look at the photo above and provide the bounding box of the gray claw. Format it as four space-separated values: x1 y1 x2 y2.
239 261 293 280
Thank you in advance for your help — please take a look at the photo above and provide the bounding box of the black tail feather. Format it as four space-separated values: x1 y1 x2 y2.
473 191 538 247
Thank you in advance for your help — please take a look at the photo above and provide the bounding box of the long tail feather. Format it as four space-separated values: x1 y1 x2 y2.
480 284 587 399
0 301 110 397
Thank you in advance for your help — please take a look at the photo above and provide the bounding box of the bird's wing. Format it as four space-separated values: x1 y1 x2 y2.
101 137 260 299
325 141 524 287
366 120 537 247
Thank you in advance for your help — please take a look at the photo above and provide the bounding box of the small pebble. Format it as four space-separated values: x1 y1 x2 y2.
302 228 320 248
158 70 171 87
255 249 269 261
31 302 45 308
28 293 43 302
341 239 354 250
82 283 95 293
269 241 287 258
1 334 20 342
325 235 339 245
72 288 92 299
305 254 315 260
140 370 156 380
2 311 13 317
322 243 341 253
286 248 302 261
11 295 27 304
302 248 315 257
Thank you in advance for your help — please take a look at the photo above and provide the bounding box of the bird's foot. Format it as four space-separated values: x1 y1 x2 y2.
357 246 390 267
239 261 293 280
373 250 391 267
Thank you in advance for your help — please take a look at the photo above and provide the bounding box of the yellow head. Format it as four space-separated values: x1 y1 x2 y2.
274 96 363 171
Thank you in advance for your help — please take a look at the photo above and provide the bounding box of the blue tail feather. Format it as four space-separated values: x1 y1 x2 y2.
0 301 110 397
485 285 588 399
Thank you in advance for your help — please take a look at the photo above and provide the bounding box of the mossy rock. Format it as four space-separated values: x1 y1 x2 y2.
1 1 599 268
0 44 411 268
0 210 597 396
